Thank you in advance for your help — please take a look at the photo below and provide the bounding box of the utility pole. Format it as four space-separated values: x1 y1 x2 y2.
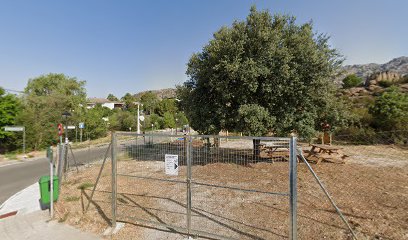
137 103 140 134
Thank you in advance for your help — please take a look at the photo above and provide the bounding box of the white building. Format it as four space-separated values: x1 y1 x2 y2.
87 98 125 110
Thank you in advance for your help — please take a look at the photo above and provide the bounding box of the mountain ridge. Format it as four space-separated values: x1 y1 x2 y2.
130 56 408 99
340 56 408 81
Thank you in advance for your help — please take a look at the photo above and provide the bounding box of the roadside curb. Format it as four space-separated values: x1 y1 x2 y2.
0 156 46 168
0 182 40 217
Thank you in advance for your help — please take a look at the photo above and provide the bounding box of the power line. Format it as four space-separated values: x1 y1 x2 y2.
3 88 25 94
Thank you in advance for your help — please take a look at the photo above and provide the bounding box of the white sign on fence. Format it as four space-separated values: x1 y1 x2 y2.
165 154 179 176
4 126 24 132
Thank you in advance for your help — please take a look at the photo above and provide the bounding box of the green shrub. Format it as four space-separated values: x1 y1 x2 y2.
334 127 379 145
398 75 408 84
343 74 363 88
378 80 393 88
369 86 408 131
64 196 80 202
77 182 94 190
5 153 18 160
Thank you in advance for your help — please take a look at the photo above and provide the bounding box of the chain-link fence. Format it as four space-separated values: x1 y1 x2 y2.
303 130 408 166
56 130 407 239
108 132 297 240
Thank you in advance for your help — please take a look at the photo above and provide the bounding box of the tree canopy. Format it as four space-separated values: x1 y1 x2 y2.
343 74 363 88
18 73 87 149
0 87 21 152
107 93 119 101
140 91 159 115
178 6 346 138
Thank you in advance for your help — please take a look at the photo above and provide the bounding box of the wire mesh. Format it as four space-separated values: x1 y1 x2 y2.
112 132 294 239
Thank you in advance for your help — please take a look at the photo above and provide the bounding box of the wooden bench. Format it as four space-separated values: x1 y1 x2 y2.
260 143 290 161
306 144 346 164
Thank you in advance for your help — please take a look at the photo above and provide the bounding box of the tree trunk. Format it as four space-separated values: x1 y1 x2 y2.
213 137 220 148
253 139 261 159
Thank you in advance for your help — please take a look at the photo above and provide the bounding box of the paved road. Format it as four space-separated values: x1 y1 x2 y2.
0 144 110 205
0 131 174 205
0 159 48 204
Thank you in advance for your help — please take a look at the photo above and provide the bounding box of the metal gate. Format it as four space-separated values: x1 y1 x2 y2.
111 132 297 239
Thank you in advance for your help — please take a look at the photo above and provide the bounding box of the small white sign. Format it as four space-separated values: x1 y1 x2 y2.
67 125 76 130
139 116 145 122
4 126 24 132
165 154 179 176
79 122 85 129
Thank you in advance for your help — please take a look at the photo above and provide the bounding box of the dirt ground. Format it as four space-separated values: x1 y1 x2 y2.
54 144 408 240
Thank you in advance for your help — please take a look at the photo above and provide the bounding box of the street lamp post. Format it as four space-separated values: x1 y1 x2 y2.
175 118 178 135
62 111 71 143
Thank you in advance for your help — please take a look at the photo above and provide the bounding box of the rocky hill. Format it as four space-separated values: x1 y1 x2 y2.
130 57 408 102
133 88 176 100
338 56 408 84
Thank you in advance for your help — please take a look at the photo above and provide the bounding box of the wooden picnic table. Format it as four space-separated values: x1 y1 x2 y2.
306 144 345 164
259 143 290 161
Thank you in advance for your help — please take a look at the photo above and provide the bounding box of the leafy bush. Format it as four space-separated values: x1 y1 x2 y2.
369 86 408 131
343 74 363 88
398 75 408 84
77 182 94 190
378 80 393 88
334 127 407 145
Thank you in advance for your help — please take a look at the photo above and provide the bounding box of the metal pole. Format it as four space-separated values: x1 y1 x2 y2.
137 104 140 134
57 144 62 190
297 149 358 240
289 137 297 240
68 144 79 173
65 120 68 144
80 128 83 142
23 127 26 155
186 135 192 236
47 147 54 218
111 132 117 228
85 143 111 212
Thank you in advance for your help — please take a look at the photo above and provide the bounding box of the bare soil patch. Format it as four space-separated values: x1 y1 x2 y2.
55 148 408 240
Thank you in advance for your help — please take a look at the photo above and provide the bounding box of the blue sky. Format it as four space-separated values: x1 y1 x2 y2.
0 0 407 98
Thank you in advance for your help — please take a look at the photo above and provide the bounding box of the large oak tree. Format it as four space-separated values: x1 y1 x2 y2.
178 6 348 140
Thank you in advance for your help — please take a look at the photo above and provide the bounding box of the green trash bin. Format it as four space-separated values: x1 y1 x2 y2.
39 175 59 205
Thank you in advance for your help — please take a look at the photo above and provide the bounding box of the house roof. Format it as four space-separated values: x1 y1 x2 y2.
87 98 124 104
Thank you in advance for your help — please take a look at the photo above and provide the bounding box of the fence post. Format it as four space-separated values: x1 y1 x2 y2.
111 132 117 228
186 135 192 236
289 136 297 240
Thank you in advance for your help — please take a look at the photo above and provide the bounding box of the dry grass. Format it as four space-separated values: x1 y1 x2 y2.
55 144 408 240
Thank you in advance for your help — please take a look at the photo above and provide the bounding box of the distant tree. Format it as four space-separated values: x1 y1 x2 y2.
107 93 119 101
162 112 176 128
109 110 137 131
343 74 363 88
17 73 86 149
140 92 159 115
121 93 137 111
84 106 109 139
156 99 177 116
149 113 164 129
369 86 408 131
174 112 189 128
0 87 21 152
178 6 346 141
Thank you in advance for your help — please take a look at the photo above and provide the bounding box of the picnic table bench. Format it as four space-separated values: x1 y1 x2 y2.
306 144 346 164
259 142 290 161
